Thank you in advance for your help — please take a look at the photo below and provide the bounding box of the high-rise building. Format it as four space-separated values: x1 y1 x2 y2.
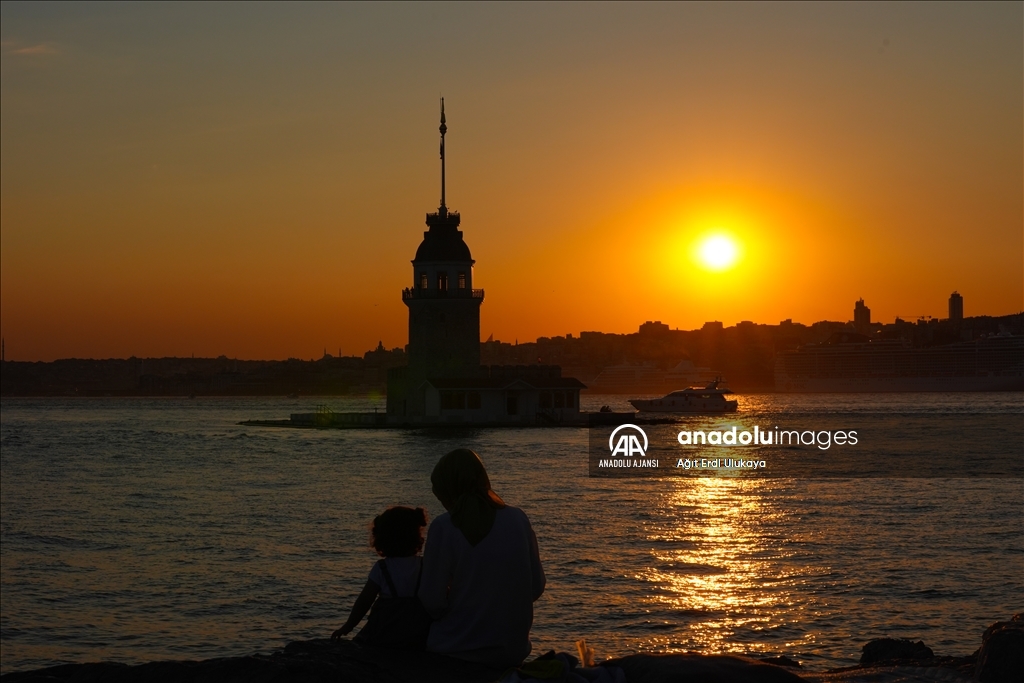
854 298 871 332
949 291 963 323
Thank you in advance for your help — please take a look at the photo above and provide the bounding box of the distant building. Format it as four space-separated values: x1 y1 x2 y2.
854 298 871 333
639 320 670 335
775 334 1023 392
949 291 963 323
386 102 584 423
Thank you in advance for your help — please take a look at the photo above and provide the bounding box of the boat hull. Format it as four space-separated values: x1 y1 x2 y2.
629 399 738 413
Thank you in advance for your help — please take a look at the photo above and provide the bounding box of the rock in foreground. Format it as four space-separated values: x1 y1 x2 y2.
860 638 935 665
0 639 505 683
0 643 810 683
975 615 1024 683
605 653 806 683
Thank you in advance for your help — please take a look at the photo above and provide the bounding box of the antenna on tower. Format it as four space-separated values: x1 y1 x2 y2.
439 97 447 215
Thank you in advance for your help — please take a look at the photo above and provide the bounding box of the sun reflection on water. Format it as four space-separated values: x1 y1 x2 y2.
631 477 823 658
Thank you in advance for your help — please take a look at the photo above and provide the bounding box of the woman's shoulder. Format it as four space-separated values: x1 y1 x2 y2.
498 505 528 518
429 510 453 528
427 511 456 537
495 505 533 528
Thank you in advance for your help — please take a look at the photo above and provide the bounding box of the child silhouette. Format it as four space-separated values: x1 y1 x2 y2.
331 506 432 649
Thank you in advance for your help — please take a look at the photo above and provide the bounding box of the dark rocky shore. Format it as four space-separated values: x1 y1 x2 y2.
3 616 1019 683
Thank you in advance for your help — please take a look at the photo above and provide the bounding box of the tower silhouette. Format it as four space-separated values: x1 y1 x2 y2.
854 298 871 333
387 100 484 416
948 291 963 323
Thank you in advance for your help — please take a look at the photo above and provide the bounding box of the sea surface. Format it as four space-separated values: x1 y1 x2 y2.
1 394 1022 674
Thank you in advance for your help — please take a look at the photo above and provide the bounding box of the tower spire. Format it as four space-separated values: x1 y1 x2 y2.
439 97 447 215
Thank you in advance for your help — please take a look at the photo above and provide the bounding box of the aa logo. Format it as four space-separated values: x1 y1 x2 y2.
608 424 648 457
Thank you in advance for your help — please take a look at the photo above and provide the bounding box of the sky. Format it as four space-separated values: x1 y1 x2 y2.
1 2 1021 361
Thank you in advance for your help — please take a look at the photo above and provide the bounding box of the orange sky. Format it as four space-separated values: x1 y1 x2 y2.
2 3 1021 361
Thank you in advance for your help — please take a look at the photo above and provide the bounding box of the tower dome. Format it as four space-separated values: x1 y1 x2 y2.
414 212 472 262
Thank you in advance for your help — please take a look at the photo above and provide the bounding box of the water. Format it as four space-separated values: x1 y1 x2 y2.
1 394 1022 674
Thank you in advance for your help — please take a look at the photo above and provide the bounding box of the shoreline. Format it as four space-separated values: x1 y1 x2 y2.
2 617 1019 683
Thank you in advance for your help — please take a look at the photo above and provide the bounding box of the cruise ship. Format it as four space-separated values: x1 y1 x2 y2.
774 333 1024 392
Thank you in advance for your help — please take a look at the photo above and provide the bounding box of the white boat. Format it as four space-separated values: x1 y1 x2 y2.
629 379 738 413
586 359 719 394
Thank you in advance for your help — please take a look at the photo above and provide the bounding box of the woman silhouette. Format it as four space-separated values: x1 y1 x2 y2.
418 449 545 667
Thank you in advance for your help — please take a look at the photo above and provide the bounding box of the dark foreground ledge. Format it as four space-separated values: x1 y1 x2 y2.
0 640 504 683
3 616 1020 683
0 641 806 683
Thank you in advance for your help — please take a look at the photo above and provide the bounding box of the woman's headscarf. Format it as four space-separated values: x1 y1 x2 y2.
430 449 505 547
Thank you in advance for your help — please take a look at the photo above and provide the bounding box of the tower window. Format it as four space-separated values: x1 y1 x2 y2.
438 272 448 291
458 272 467 289
420 273 427 289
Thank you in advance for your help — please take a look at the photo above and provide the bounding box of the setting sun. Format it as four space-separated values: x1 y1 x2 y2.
697 235 739 271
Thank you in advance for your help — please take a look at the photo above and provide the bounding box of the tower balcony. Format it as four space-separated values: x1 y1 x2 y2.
426 210 461 228
403 287 484 301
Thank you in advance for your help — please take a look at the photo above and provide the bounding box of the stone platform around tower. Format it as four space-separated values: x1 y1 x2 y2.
239 410 678 430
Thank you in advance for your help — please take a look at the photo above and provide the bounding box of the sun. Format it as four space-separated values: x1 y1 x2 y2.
697 235 739 271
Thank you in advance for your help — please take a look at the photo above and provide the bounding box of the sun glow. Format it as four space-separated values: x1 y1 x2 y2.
697 234 739 271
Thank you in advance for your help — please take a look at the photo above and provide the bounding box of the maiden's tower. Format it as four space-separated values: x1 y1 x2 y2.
386 102 585 424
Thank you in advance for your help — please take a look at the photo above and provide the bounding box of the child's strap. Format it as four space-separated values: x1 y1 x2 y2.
378 560 400 597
